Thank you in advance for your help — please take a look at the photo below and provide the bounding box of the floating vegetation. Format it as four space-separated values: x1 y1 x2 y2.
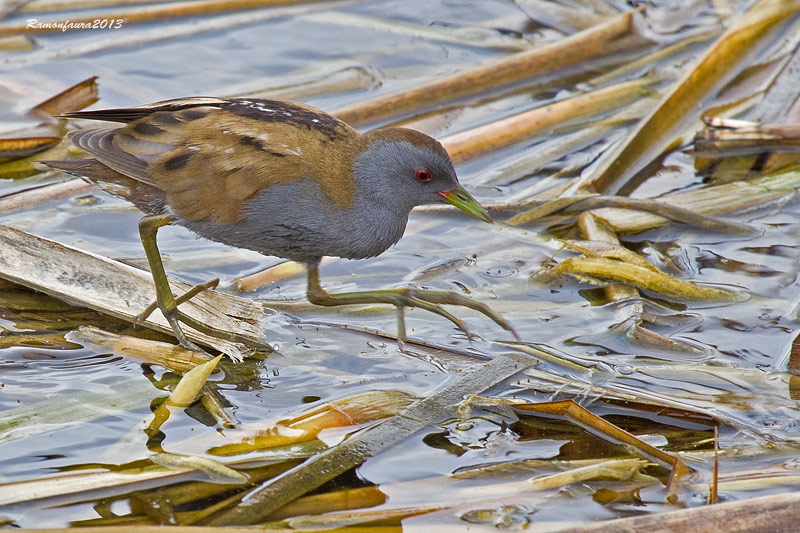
2 0 800 530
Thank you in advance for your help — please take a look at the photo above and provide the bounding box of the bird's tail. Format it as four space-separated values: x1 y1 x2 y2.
41 158 138 200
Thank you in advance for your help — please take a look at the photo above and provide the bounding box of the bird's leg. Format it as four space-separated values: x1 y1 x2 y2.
305 263 518 342
134 277 219 325
137 214 208 351
137 215 273 353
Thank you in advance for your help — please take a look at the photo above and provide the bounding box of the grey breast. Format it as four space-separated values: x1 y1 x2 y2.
178 177 410 263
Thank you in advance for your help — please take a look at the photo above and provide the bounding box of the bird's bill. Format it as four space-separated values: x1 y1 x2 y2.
438 184 493 223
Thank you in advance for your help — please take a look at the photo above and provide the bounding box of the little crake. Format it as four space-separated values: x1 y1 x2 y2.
47 97 514 351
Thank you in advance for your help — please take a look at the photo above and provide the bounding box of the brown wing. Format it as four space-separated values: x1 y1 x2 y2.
67 98 360 225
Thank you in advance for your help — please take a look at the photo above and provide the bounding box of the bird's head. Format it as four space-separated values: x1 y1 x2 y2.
353 127 492 223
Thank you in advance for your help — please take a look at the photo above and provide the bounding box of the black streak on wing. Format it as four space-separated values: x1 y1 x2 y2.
239 135 286 157
163 152 192 170
223 99 348 142
179 109 209 121
151 111 181 125
133 122 165 136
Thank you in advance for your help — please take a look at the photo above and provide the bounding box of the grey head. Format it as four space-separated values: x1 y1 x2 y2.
353 128 458 214
352 127 491 223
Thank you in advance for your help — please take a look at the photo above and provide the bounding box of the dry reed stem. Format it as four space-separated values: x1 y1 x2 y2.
333 9 644 126
548 256 740 301
0 136 59 162
0 34 34 50
577 211 639 302
590 168 800 234
515 399 690 494
207 351 537 525
571 213 705 353
74 326 213 372
695 123 800 156
233 257 336 292
31 76 98 116
0 224 265 359
207 391 414 456
567 490 800 532
586 0 800 194
441 76 656 163
0 179 93 214
265 486 386 521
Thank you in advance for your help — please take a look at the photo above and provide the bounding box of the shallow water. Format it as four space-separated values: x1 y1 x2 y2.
2 0 800 529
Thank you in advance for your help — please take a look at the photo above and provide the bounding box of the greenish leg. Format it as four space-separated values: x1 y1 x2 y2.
305 263 518 342
137 214 205 352
135 278 220 324
137 215 273 353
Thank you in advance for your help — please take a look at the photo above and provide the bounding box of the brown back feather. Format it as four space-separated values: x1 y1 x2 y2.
66 98 362 225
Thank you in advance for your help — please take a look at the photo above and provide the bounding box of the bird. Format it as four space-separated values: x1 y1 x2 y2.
44 97 515 352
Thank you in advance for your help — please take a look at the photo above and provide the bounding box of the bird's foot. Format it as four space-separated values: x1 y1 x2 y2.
134 278 220 327
308 284 518 343
135 277 272 353
136 215 272 354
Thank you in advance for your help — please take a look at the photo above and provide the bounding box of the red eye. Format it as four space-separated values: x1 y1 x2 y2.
415 168 432 182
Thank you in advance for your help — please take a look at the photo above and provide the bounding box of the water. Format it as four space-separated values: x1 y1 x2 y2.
2 0 800 528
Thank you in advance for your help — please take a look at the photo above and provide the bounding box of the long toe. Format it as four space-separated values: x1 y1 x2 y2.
411 289 517 339
136 278 219 324
404 294 474 340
